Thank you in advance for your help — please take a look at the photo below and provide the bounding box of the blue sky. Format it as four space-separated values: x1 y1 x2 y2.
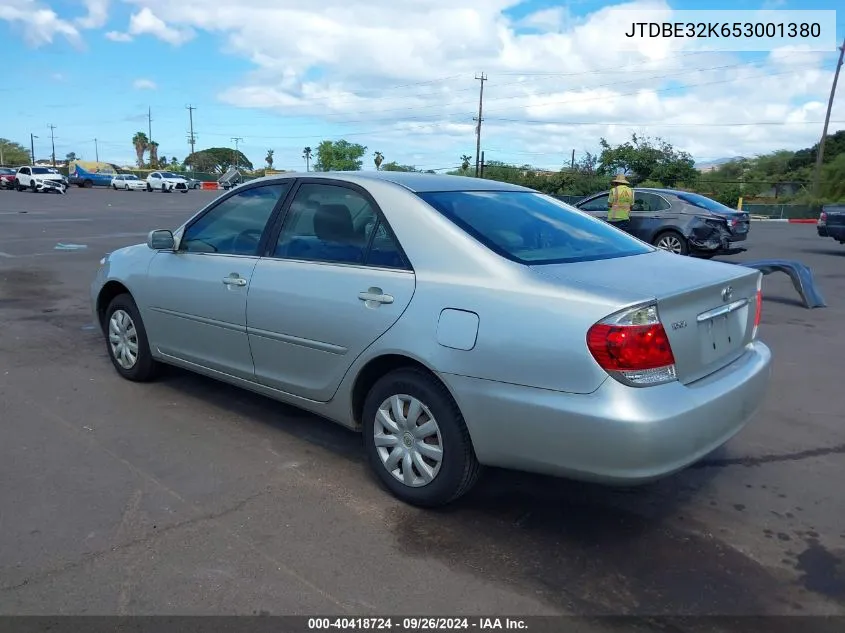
1 0 843 170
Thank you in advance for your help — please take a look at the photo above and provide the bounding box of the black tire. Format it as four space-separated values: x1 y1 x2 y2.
15 179 24 191
653 230 689 256
30 181 37 192
161 184 167 193
146 183 152 192
362 368 481 507
103 293 160 382
113 184 118 190
83 179 93 188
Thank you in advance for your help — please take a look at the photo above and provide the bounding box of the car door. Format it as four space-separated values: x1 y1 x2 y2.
149 172 160 189
246 179 416 402
143 182 293 379
632 191 677 243
18 167 31 186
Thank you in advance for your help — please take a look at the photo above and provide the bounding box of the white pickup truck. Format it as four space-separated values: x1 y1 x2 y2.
15 166 68 193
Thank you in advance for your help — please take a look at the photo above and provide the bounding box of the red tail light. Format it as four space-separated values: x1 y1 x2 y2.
587 304 677 387
752 274 763 339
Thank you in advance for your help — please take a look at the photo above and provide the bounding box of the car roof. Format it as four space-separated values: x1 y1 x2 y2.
251 170 534 193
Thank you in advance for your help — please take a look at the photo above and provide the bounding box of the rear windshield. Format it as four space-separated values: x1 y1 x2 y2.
676 192 737 213
417 190 653 264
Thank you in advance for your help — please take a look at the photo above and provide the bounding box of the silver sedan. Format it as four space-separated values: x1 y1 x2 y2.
90 172 772 507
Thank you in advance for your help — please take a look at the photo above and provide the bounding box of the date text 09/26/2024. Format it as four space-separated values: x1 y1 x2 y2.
308 618 527 631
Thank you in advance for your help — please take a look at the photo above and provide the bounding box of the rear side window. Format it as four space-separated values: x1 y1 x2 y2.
418 191 652 265
676 192 733 213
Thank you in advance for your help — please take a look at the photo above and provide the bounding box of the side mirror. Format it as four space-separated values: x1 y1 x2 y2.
147 229 175 250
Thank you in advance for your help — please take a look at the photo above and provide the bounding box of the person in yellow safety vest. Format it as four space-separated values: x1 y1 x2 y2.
607 173 633 233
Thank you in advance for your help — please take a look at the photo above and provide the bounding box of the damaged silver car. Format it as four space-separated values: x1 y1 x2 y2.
576 188 749 258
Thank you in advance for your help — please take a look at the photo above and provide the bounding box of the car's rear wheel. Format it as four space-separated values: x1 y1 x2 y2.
653 231 689 256
104 294 160 382
362 368 481 507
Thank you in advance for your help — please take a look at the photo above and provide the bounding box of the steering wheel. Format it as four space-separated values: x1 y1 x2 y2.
232 228 263 254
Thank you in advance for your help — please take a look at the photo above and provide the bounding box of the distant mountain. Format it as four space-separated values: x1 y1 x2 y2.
696 157 740 169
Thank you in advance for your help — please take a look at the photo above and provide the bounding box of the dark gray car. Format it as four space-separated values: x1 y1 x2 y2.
575 188 750 257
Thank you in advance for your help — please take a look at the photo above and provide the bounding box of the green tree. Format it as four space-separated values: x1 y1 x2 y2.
184 148 254 173
381 161 417 172
374 151 384 170
460 154 472 172
598 133 696 187
314 139 367 171
65 151 77 162
148 142 159 168
170 157 181 170
0 139 30 165
302 146 312 171
266 149 274 169
131 132 149 168
159 155 168 167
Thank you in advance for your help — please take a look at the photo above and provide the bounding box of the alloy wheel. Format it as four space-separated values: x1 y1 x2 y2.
656 234 684 254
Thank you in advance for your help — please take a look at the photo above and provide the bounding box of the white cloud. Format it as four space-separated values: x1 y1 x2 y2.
2 0 844 167
75 0 109 29
0 0 81 46
105 30 132 42
128 7 194 45
132 78 157 90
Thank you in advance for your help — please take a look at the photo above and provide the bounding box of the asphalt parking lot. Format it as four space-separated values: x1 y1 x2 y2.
0 188 843 621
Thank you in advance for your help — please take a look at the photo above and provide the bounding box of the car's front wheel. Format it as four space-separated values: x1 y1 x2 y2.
113 184 118 190
653 230 689 256
103 294 160 382
15 179 24 191
146 183 152 192
362 368 481 507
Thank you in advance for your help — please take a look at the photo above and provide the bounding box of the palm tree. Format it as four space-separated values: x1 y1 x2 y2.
132 132 149 168
302 146 312 172
65 151 77 162
266 149 274 169
374 151 384 170
460 154 472 172
148 141 159 168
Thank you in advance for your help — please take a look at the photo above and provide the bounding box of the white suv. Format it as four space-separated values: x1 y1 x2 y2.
15 166 68 193
146 171 188 193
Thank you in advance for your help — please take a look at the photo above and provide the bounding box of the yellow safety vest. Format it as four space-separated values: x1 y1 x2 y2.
608 184 633 221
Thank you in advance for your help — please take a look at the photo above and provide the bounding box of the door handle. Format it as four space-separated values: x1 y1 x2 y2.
222 274 247 287
358 288 394 304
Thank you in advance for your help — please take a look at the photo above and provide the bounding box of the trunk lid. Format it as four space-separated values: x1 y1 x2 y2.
531 250 761 385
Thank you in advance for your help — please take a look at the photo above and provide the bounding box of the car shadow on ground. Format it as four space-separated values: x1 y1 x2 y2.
800 248 845 257
152 365 807 617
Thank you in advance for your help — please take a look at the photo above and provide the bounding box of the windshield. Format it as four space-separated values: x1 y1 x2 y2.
676 192 737 214
0 168 15 174
417 191 653 264
124 175 138 180
160 172 180 178
32 167 53 174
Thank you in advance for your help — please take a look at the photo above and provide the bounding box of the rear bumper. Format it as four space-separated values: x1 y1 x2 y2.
820 225 845 241
444 340 772 484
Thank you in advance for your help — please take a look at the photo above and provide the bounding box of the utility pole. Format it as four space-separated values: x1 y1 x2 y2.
571 149 575 170
186 105 196 156
480 151 486 178
49 124 56 166
231 137 243 171
473 72 487 177
147 107 153 144
813 36 845 198
94 138 99 163
30 133 38 164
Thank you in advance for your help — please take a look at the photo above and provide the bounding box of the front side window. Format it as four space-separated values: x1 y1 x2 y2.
578 194 609 212
274 183 406 268
180 183 290 256
418 191 653 265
